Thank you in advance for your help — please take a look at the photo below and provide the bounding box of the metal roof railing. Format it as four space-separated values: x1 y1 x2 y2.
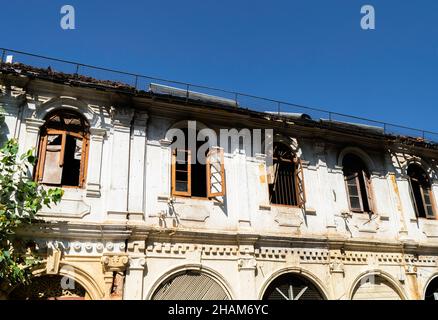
1 47 438 143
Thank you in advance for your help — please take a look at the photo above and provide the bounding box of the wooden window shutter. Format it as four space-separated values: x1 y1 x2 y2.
363 170 374 213
408 177 420 218
171 149 191 196
345 173 364 212
206 147 226 198
39 133 65 185
294 158 306 208
421 186 435 219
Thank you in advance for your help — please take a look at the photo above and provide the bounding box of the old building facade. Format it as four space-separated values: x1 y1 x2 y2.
1 62 438 300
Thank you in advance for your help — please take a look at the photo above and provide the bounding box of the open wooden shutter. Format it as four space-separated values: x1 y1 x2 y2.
363 171 374 213
39 133 65 185
345 172 364 212
420 187 435 219
294 158 306 208
408 177 420 218
206 147 226 197
171 149 191 196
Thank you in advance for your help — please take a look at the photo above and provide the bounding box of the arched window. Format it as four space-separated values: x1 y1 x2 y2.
35 110 89 188
268 143 305 207
407 163 435 219
171 127 225 198
262 273 325 300
342 153 373 213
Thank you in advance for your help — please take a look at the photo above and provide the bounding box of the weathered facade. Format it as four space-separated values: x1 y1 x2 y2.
1 62 438 300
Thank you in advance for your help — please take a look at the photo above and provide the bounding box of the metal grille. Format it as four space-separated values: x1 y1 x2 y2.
263 274 324 300
152 271 229 300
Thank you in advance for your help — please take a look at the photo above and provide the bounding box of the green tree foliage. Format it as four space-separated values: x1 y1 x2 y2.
0 110 63 291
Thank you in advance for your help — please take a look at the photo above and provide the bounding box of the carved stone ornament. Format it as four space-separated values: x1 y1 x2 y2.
101 253 129 272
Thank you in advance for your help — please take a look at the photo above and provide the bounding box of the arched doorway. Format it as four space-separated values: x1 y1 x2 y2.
262 273 325 300
425 277 438 300
352 275 402 300
152 270 230 300
9 275 89 300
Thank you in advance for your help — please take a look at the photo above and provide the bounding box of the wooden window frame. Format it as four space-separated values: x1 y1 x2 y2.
171 147 226 199
35 128 89 188
171 149 192 197
409 175 437 220
344 172 364 213
206 147 226 198
407 163 438 220
269 152 306 209
344 168 373 214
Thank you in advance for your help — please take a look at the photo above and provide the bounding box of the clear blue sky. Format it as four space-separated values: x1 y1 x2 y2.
1 1 437 133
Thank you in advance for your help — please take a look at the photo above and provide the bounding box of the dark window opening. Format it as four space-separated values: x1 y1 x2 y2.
342 153 372 213
171 126 226 198
425 277 438 300
408 164 435 219
269 143 305 207
61 134 82 186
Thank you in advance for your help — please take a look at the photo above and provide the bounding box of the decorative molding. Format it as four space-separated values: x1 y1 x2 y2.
329 261 345 274
25 118 45 133
46 244 62 275
274 212 303 228
128 256 146 270
237 258 257 271
101 253 129 272
107 211 129 221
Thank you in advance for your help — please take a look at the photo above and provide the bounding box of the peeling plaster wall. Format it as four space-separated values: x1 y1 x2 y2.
2 79 438 300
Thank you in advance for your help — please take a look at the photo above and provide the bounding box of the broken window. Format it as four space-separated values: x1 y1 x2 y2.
268 143 306 207
407 164 435 219
35 110 89 188
342 153 373 213
171 128 225 198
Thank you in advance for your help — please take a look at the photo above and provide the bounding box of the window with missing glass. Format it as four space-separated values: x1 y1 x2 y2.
35 110 89 188
171 127 225 198
342 153 373 213
268 143 306 207
407 163 436 219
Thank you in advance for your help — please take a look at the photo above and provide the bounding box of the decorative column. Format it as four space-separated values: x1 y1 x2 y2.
329 260 346 300
23 118 45 173
124 240 147 300
315 142 337 232
128 111 148 220
237 238 258 299
107 107 133 220
404 264 421 300
86 128 107 198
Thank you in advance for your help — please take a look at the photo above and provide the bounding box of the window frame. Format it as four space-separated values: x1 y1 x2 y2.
342 154 374 214
407 165 437 220
268 144 306 208
171 149 192 197
35 121 90 189
171 147 226 199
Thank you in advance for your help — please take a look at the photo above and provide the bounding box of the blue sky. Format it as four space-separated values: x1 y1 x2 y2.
1 1 438 133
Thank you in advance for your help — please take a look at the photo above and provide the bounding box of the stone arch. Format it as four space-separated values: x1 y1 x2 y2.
146 264 234 300
258 267 330 300
423 273 438 300
348 270 407 300
33 96 101 128
403 157 437 181
338 147 375 173
34 263 105 300
7 262 105 300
